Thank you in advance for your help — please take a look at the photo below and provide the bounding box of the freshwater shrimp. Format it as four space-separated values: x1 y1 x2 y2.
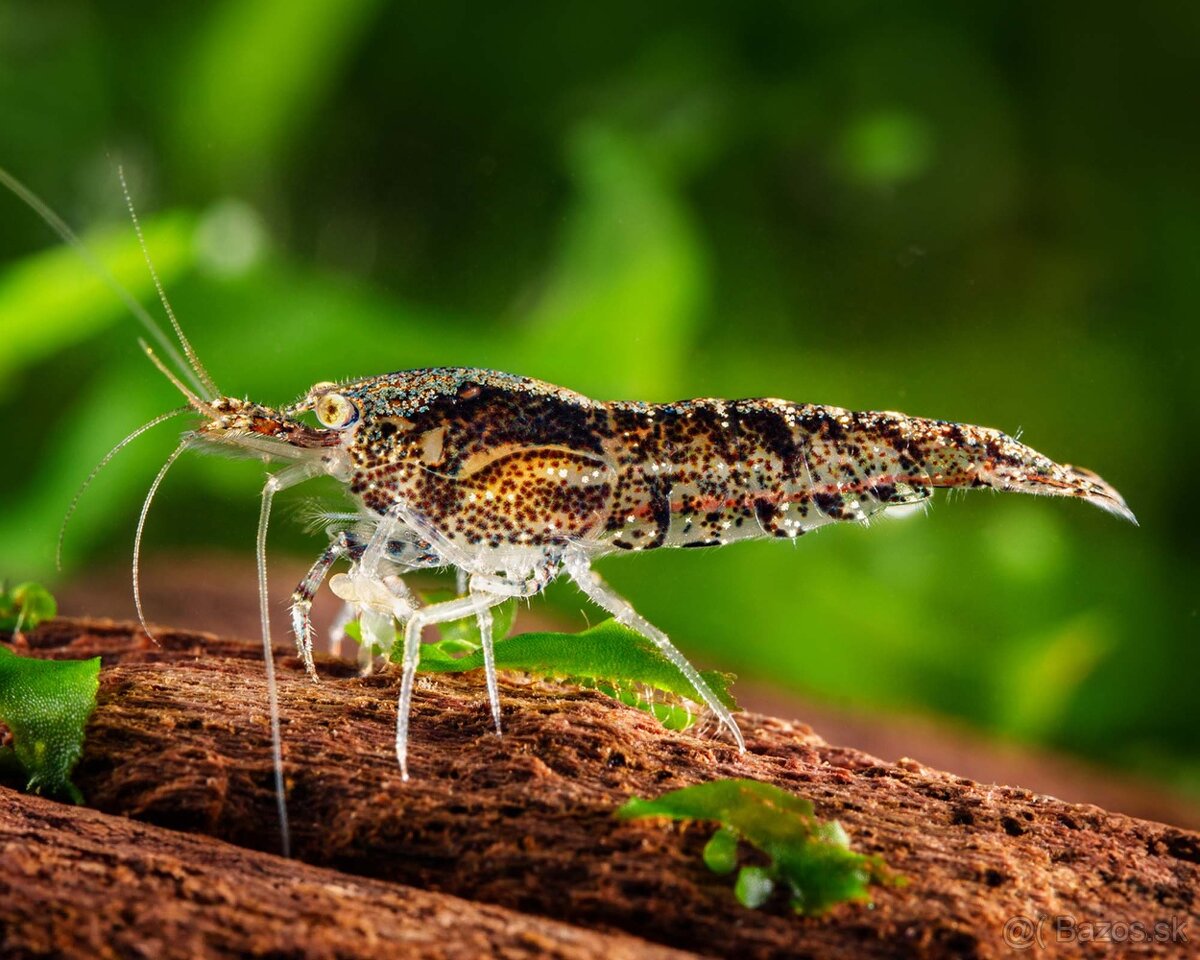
1 166 1135 858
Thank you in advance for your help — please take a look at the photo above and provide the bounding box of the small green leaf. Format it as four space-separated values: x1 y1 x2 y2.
735 866 776 909
815 819 850 849
618 777 813 824
0 582 58 632
0 645 100 802
618 778 903 915
344 609 736 735
703 825 739 875
417 618 738 731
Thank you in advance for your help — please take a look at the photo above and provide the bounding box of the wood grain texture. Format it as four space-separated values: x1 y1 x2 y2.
4 618 1197 959
0 789 695 959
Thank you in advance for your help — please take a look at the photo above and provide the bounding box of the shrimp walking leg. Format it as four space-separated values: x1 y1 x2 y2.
476 604 502 734
396 590 510 779
291 532 355 679
292 531 421 674
377 503 561 741
467 559 562 736
562 549 745 753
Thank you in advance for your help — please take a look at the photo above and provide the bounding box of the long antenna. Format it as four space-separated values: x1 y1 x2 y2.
133 441 188 642
139 339 217 416
257 473 291 857
118 166 220 399
0 164 213 400
57 405 190 570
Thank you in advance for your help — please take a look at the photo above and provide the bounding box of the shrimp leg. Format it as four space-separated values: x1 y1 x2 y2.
562 548 745 753
475 604 502 735
291 532 355 679
395 590 511 779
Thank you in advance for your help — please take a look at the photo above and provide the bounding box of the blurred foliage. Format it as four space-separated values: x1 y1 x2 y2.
0 582 57 633
0 3 1196 796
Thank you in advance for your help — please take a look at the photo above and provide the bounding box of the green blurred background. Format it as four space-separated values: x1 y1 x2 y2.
1 3 1196 803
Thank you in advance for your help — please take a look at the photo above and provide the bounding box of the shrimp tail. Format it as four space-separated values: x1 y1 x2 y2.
858 411 1136 524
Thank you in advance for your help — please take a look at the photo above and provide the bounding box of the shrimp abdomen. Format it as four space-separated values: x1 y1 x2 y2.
598 399 1133 551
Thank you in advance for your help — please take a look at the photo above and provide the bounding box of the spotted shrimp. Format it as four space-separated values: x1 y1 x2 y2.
2 167 1135 858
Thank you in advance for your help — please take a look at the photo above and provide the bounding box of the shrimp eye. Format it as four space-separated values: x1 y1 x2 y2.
315 392 358 428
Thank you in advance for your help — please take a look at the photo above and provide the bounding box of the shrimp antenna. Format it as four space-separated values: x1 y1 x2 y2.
133 440 188 642
139 338 218 416
57 405 191 571
258 472 290 857
117 165 220 399
0 165 213 401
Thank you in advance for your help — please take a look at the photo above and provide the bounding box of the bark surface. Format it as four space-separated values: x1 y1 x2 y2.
3 618 1197 959
0 789 695 960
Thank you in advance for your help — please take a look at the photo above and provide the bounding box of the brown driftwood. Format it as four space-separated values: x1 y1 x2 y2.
4 618 1198 959
0 789 695 960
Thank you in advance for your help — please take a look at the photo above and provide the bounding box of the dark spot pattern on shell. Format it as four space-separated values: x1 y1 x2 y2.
281 367 1133 557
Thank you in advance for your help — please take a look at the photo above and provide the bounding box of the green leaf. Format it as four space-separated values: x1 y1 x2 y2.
0 582 57 632
416 618 738 730
734 866 776 909
0 645 100 802
703 825 739 875
617 778 903 916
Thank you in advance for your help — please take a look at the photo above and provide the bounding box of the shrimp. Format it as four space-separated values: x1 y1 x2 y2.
196 375 1134 795
1 166 1135 858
